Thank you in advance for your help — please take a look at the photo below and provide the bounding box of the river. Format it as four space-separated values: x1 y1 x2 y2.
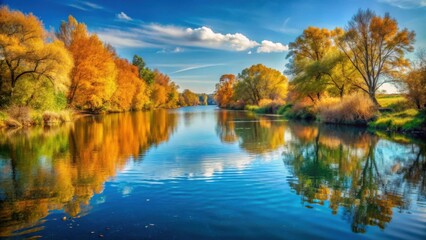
0 106 425 239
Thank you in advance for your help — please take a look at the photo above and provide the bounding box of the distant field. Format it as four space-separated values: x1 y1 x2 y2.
377 94 407 108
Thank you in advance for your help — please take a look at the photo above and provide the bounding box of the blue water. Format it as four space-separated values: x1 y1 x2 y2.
0 106 425 239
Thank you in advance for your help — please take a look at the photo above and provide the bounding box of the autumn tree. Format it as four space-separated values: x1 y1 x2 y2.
151 70 179 108
214 74 235 108
199 93 208 105
110 58 148 111
0 7 73 107
234 64 288 105
180 89 200 106
286 27 333 101
403 50 426 109
337 9 415 106
286 27 361 101
57 16 117 111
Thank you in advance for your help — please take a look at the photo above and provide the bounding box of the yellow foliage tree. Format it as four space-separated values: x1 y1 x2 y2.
0 7 73 106
235 64 288 105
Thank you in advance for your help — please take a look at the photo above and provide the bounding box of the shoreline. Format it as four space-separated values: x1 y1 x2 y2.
1 106 425 139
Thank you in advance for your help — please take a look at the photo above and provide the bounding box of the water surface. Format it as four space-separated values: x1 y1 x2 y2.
0 106 425 239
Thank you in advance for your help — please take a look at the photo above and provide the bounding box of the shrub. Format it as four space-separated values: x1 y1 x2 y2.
7 105 32 126
317 94 377 125
0 111 6 121
4 118 22 128
42 111 61 126
248 99 285 114
30 111 44 126
277 104 292 115
58 110 72 122
245 105 259 111
283 102 316 120
228 101 245 110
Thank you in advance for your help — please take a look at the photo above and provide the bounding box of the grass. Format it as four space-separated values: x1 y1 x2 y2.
377 94 410 112
369 109 425 132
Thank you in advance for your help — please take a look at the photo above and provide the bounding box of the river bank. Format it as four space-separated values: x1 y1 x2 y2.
240 95 426 136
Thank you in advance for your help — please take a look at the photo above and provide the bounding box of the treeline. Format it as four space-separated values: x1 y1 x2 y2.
215 9 425 132
0 7 211 127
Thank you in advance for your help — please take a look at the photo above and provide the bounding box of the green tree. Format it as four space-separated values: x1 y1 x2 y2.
234 64 287 105
132 55 155 85
286 27 333 101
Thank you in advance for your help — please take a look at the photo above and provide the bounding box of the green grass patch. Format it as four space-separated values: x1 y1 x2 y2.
377 94 410 112
369 108 425 132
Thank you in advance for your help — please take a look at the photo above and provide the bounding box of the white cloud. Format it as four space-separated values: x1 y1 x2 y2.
81 1 103 9
140 24 259 51
96 29 154 48
173 64 224 73
379 0 426 8
117 12 132 21
173 47 183 53
68 1 103 11
68 4 88 11
96 23 288 53
156 47 184 53
256 40 289 53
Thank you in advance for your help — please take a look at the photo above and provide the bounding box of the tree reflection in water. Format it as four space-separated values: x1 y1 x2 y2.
283 122 426 233
0 110 424 237
216 110 286 154
0 110 178 237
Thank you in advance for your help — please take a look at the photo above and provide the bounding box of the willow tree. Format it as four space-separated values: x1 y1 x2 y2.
337 9 415 106
0 7 72 106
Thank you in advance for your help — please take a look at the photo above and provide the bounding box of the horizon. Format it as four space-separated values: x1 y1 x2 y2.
3 0 426 94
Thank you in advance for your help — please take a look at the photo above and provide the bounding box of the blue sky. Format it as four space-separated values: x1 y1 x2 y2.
3 0 426 93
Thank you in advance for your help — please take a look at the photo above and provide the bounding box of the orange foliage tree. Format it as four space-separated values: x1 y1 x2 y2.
151 70 179 108
110 58 149 111
57 16 117 111
214 74 236 108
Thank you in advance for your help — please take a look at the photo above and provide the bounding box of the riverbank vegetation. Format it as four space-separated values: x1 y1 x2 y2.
214 9 425 134
0 7 212 128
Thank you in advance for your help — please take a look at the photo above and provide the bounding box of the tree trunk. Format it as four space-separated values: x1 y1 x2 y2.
415 99 421 110
369 92 380 107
